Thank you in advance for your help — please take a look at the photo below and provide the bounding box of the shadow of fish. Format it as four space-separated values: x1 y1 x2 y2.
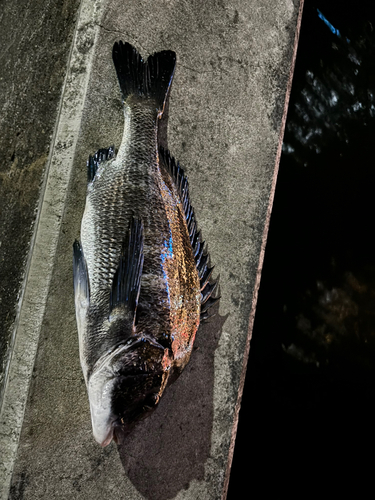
73 41 219 447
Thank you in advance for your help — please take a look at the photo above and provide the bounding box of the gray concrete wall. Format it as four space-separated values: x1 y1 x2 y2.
0 0 303 498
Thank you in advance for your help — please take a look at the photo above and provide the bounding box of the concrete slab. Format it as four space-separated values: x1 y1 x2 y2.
0 0 105 495
0 0 81 400
1 0 302 498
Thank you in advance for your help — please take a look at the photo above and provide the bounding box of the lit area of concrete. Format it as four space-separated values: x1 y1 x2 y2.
0 0 302 498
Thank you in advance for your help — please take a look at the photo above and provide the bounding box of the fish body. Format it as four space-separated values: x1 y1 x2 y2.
73 42 217 447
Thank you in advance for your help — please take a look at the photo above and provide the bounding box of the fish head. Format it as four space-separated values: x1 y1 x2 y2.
87 337 171 447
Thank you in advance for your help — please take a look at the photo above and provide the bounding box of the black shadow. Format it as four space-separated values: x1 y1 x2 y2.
117 306 227 500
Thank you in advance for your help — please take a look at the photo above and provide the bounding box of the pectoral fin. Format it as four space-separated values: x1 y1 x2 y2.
110 218 144 323
73 240 90 331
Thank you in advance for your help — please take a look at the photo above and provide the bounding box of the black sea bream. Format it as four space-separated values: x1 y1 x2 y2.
73 42 218 447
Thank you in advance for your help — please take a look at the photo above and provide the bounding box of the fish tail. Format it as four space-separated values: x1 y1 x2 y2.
112 41 176 115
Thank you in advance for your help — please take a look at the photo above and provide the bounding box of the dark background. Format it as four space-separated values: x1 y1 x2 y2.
228 0 375 495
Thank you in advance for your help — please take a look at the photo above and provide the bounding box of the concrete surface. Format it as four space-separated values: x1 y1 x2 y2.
0 0 81 402
0 0 302 498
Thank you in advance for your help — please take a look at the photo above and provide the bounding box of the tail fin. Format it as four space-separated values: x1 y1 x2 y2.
112 41 176 114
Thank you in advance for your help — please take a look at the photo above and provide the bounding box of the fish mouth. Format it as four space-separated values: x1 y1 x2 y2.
100 433 113 448
89 391 117 448
88 346 129 448
95 422 114 448
91 389 160 447
88 336 168 447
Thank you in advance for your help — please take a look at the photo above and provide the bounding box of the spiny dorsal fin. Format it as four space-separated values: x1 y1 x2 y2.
201 281 217 305
159 147 220 322
201 295 220 317
112 41 176 114
110 218 144 320
200 265 215 291
87 146 116 183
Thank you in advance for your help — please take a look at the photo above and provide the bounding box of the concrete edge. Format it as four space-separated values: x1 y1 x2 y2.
0 1 104 497
221 1 305 497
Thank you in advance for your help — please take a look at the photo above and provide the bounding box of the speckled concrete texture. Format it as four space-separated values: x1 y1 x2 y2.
0 0 105 496
0 0 81 402
1 0 301 498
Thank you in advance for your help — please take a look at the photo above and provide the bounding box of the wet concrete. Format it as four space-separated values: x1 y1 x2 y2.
0 0 302 498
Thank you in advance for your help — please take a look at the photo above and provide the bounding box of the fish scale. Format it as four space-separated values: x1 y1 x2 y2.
84 110 161 292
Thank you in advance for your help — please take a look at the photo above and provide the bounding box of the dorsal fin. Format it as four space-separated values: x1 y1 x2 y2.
159 147 220 321
110 218 144 322
87 146 116 183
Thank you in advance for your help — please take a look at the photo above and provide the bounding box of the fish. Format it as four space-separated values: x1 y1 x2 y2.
73 41 218 447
